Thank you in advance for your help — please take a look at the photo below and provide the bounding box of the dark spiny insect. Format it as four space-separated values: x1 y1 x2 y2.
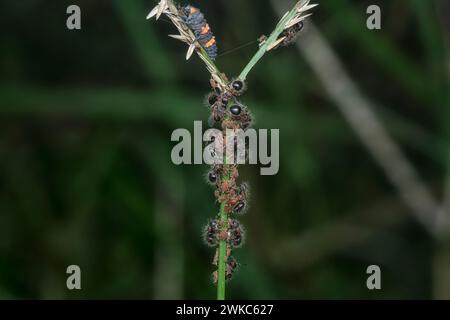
212 255 238 283
208 78 240 128
214 165 240 199
208 101 227 127
228 219 244 248
232 201 246 214
210 77 235 103
225 256 238 280
223 102 253 130
210 77 223 95
205 92 218 107
229 79 247 96
206 89 229 127
212 247 236 284
179 5 218 61
228 218 240 230
203 219 220 247
262 21 305 51
282 21 304 46
210 164 224 179
225 182 250 214
239 182 250 197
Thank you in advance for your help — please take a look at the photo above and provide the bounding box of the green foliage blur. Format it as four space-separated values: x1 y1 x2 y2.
0 0 449 299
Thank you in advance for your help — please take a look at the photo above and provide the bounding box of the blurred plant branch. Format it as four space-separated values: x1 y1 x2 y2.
264 198 408 272
134 139 185 299
434 0 450 299
271 0 450 238
147 0 318 300
114 0 176 84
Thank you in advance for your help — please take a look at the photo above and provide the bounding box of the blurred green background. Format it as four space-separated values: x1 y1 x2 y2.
0 0 449 299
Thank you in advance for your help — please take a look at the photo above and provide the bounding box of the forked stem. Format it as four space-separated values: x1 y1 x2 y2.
149 0 316 301
239 5 299 81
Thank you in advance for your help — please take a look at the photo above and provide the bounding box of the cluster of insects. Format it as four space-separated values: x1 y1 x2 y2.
204 138 249 278
212 247 239 283
202 74 252 283
206 78 253 130
207 164 249 215
148 0 317 295
204 218 244 283
178 1 306 287
203 218 244 248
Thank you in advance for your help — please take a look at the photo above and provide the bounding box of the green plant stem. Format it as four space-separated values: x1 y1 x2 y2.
217 141 230 300
166 0 230 300
162 0 309 301
238 7 298 81
217 200 228 300
196 3 296 300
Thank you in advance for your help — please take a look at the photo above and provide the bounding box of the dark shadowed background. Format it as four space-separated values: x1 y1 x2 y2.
0 0 449 299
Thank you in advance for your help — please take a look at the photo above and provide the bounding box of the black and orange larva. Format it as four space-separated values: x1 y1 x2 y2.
179 5 218 61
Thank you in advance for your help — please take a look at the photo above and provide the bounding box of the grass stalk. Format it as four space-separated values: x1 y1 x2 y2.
239 10 297 81
217 201 228 300
148 0 316 300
